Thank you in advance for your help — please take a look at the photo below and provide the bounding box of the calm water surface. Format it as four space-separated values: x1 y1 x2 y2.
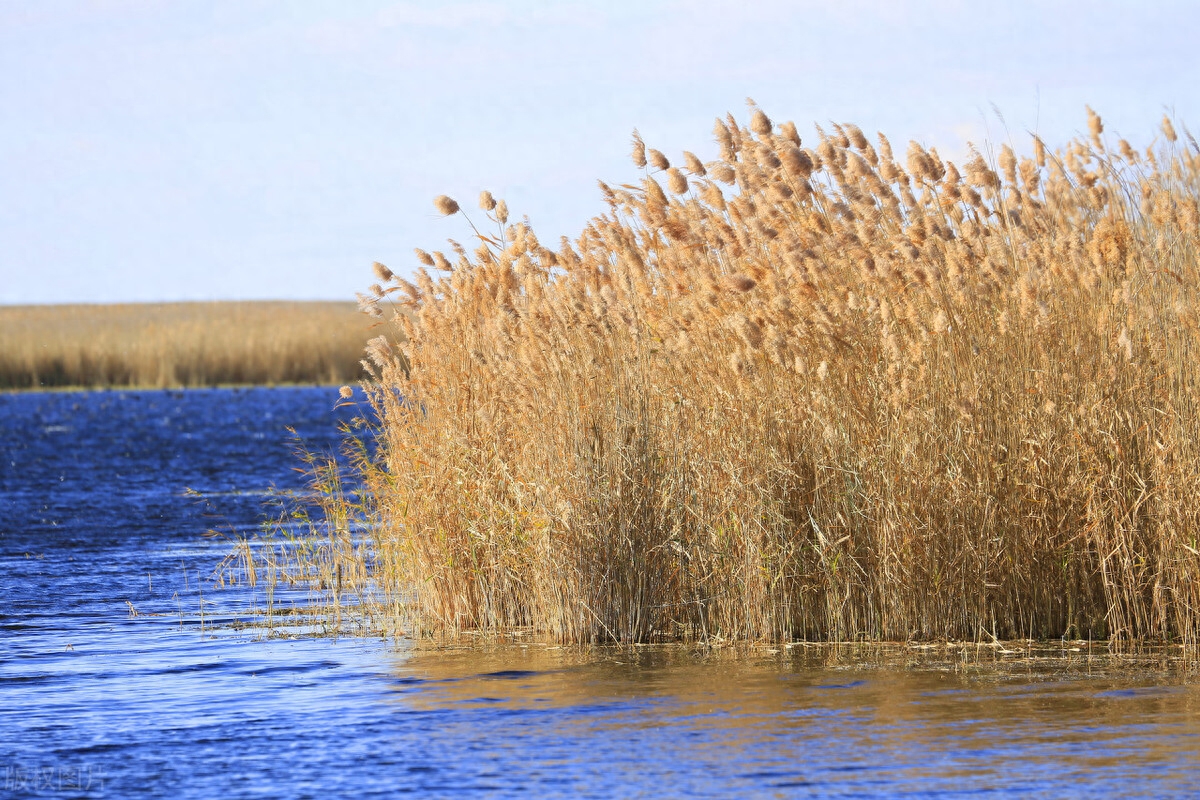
2 387 1199 798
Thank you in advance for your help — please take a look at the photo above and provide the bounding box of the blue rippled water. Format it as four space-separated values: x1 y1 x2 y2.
2 387 1199 798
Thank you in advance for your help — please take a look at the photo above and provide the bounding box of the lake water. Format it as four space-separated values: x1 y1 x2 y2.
2 387 1199 798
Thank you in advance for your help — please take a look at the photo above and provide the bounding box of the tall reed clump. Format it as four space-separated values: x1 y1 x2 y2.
343 107 1200 646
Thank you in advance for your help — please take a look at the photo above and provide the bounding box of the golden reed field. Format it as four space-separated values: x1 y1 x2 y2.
0 301 375 389
253 108 1200 649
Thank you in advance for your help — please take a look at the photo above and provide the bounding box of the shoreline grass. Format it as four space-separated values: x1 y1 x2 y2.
0 301 376 390
247 108 1200 650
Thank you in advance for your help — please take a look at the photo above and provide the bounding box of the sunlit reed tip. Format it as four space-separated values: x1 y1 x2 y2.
666 168 689 195
1162 115 1178 143
372 262 394 282
751 110 772 136
631 129 647 168
683 151 706 177
1087 106 1104 148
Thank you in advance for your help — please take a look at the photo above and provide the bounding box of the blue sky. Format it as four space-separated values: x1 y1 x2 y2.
1 0 1196 305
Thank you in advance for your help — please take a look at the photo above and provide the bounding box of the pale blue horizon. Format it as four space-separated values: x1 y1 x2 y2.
1 0 1196 305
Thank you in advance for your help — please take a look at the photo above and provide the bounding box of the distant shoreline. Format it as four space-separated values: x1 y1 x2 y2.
0 299 357 308
0 381 351 395
0 300 379 391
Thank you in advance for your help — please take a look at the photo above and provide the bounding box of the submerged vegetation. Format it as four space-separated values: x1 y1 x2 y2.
252 107 1200 649
0 301 374 389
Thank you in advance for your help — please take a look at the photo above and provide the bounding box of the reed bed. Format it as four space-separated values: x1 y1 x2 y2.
271 107 1200 648
0 301 376 389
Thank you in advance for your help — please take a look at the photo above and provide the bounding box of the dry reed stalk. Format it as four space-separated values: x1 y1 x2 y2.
0 301 377 389
272 110 1200 648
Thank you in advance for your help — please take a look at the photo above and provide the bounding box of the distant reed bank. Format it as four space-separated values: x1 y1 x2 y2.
0 301 374 389
272 108 1200 649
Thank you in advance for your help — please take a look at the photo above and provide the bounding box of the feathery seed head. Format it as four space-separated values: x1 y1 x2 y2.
434 195 460 215
356 292 383 318
756 143 782 170
338 385 354 399
732 313 764 349
769 180 793 202
365 335 393 368
713 118 735 160
495 199 509 224
713 118 732 147
725 113 743 149
860 140 880 169
414 248 435 267
702 182 726 209
709 163 737 184
780 120 801 146
666 167 689 195
830 124 851 149
1162 115 1178 143
683 151 707 176
479 191 497 211
631 129 647 168
781 146 814 178
1087 106 1104 148
999 145 1017 187
941 162 962 200
943 160 962 186
751 109 773 136
726 273 757 292
964 152 1000 190
906 142 935 182
648 149 670 170
644 176 669 210
817 139 837 167
877 133 894 162
373 261 395 281
926 147 946 181
1019 158 1040 193
845 124 868 151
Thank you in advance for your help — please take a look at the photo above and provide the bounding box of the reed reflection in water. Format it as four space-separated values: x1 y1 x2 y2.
380 645 1200 796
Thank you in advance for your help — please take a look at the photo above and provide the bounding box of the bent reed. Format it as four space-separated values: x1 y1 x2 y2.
285 107 1200 648
0 301 375 389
